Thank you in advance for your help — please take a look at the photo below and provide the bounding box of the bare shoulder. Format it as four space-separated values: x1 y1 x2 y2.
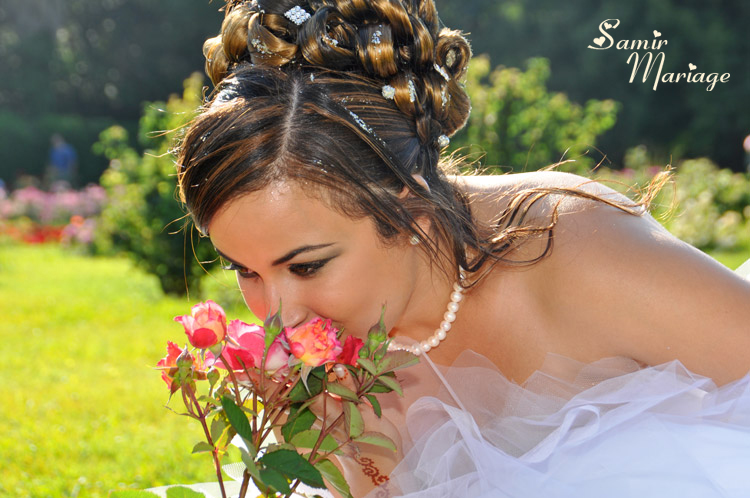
451 172 750 384
448 171 636 225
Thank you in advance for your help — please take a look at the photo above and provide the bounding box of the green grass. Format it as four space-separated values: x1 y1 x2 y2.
0 244 254 498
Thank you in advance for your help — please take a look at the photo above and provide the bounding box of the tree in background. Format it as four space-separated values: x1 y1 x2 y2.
452 56 619 173
438 0 750 171
94 73 215 296
0 0 221 185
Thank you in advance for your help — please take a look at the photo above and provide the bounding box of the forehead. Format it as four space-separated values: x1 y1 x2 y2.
207 182 368 262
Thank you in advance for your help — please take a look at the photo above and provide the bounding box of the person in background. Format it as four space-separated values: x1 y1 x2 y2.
47 133 77 188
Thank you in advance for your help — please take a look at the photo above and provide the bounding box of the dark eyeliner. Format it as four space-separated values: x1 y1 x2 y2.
289 257 334 277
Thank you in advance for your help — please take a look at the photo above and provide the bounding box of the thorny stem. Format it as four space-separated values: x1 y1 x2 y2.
186 386 228 498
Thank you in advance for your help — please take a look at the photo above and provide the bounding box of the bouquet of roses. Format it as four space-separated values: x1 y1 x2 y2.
150 300 417 498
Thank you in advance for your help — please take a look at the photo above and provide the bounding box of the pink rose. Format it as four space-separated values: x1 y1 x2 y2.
287 318 342 367
336 336 365 366
210 320 291 379
174 300 227 349
157 341 205 394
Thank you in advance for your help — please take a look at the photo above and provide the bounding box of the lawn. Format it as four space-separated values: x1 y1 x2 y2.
0 244 253 498
1 242 747 498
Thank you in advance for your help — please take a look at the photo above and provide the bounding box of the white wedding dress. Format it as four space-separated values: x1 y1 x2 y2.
373 258 750 498
154 260 750 498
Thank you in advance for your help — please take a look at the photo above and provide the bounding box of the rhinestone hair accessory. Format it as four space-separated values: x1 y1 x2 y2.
438 135 450 148
382 85 396 100
322 34 339 46
250 37 271 55
284 6 311 25
348 110 373 135
407 80 417 103
434 64 451 82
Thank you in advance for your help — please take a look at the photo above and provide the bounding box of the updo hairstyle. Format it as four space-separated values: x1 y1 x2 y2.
178 0 494 279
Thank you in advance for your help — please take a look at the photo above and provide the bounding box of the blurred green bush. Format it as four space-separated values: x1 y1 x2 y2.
94 73 216 296
452 56 619 174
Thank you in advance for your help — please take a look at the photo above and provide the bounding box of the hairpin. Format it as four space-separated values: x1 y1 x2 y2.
322 34 338 47
250 37 271 54
348 110 373 134
434 63 451 82
407 80 417 103
372 29 382 44
284 6 311 25
381 85 396 100
437 135 450 148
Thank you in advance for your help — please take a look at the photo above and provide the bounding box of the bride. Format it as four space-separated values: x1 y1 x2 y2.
174 0 750 496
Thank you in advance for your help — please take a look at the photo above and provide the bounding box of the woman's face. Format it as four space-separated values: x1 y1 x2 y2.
207 181 423 337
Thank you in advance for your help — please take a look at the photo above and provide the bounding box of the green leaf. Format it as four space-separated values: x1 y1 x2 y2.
196 394 217 405
375 374 403 396
364 394 382 418
166 487 208 498
353 431 397 452
289 368 324 402
259 449 326 489
367 382 393 394
380 350 420 373
109 492 160 498
191 441 214 454
239 447 261 481
356 358 377 375
220 396 254 442
259 467 291 495
326 382 359 402
290 429 339 452
281 405 317 443
342 401 364 439
210 418 228 447
315 459 353 498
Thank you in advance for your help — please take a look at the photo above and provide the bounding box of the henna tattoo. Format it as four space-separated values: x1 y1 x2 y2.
355 454 390 487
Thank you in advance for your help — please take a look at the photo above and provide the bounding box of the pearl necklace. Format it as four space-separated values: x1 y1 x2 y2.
388 269 467 356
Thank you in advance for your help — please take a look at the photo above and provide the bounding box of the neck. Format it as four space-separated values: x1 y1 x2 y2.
388 250 468 357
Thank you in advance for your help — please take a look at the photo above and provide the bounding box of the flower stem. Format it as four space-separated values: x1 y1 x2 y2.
239 469 251 498
187 386 228 498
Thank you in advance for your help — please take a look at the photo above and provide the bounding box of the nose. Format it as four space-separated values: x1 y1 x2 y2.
247 279 309 329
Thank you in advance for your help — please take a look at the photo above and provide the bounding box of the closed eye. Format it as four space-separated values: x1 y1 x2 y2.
221 262 259 279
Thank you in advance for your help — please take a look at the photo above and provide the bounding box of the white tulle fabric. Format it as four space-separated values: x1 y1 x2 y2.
372 261 750 498
371 351 750 497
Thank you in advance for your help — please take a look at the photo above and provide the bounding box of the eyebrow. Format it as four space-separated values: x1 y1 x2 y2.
215 244 335 268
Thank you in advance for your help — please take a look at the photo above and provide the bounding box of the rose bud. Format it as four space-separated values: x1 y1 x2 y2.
157 341 206 394
174 300 227 349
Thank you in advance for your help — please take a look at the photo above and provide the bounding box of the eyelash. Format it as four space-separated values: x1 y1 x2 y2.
221 263 258 279
221 258 332 280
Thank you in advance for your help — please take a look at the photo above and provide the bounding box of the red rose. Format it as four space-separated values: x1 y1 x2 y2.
174 300 227 349
336 336 365 366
